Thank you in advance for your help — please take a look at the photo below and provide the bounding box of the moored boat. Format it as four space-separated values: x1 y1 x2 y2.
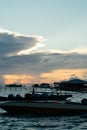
0 93 72 101
0 100 87 115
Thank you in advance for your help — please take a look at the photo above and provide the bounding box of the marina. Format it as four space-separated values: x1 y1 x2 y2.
0 83 87 116
0 84 87 130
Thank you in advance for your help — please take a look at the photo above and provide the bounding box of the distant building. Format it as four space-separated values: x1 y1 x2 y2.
6 84 23 87
40 83 50 88
54 79 87 92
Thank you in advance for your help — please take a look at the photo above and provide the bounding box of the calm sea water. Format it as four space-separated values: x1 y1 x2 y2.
0 87 87 130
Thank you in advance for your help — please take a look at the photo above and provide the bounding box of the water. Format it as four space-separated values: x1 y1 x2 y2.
0 87 87 130
0 113 87 130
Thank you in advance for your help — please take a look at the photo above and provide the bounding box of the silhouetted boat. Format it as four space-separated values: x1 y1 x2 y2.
0 99 87 115
0 93 72 101
0 83 72 101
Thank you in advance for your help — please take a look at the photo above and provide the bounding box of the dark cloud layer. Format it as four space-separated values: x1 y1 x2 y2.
0 52 87 75
0 29 87 84
0 29 44 56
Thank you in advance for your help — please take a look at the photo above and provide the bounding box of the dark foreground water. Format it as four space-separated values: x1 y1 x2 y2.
0 112 87 130
0 87 87 130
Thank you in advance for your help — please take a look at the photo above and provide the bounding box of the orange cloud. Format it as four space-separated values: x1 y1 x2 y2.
40 69 87 83
2 69 87 85
3 75 34 84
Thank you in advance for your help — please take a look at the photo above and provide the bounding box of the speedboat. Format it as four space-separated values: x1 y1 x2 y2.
0 93 72 101
0 99 87 115
0 83 72 102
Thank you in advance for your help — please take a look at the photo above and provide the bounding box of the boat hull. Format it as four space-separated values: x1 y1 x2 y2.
0 101 87 116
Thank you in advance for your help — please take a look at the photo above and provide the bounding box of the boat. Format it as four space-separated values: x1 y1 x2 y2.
0 99 87 115
0 83 72 101
0 93 72 101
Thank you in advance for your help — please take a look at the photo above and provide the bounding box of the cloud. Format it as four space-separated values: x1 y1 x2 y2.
40 69 87 83
71 47 87 54
18 41 46 55
0 29 45 56
41 47 87 54
3 75 34 84
1 51 87 84
0 28 87 84
0 52 87 75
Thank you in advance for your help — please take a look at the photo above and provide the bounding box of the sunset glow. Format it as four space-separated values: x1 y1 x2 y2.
0 1 87 85
40 69 87 83
3 75 34 84
2 69 87 85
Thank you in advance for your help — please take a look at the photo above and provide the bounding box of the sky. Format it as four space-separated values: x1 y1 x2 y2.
0 0 87 85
